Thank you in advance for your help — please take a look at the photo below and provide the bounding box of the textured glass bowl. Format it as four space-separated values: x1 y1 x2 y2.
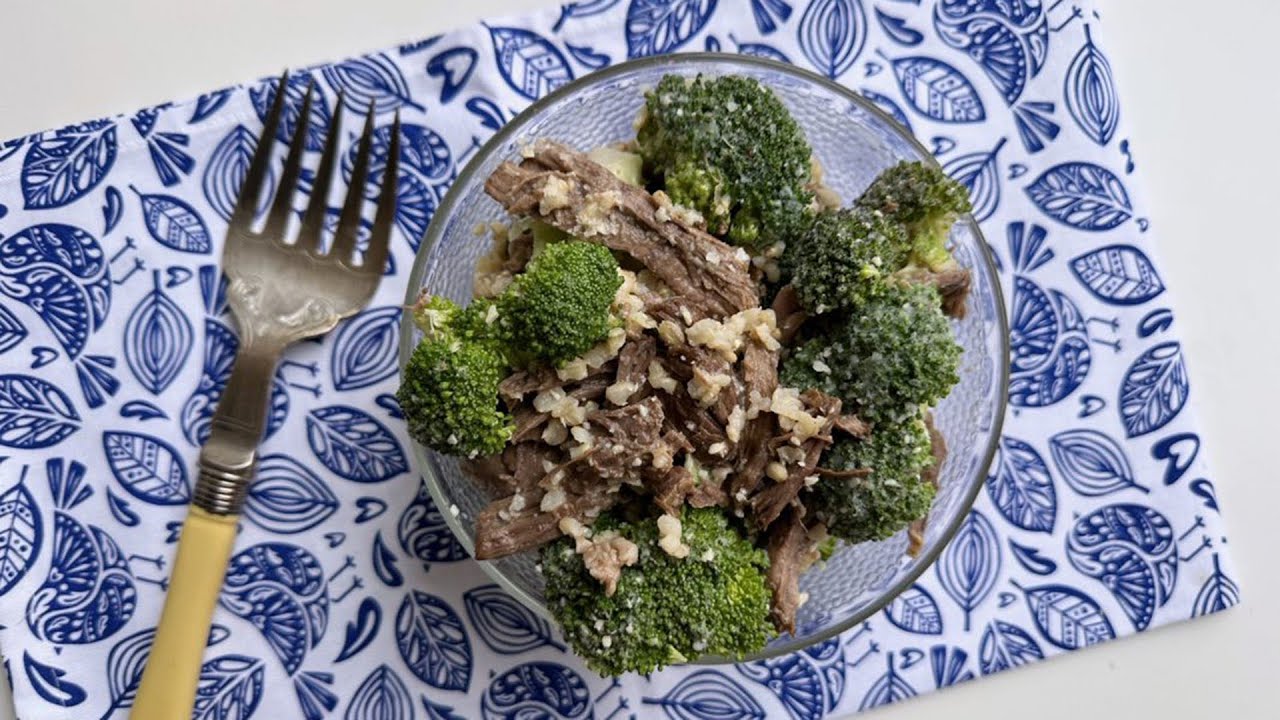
399 54 1008 661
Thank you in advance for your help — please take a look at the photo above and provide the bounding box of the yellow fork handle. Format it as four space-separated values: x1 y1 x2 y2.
131 507 238 720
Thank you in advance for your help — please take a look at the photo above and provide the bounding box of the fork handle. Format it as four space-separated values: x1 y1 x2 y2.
131 506 239 720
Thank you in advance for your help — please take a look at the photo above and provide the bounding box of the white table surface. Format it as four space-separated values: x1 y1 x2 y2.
2 2 1277 718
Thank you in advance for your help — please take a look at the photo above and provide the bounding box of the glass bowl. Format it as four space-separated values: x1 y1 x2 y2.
399 53 1008 661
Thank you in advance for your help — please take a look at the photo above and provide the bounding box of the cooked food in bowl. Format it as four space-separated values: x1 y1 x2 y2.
397 73 973 675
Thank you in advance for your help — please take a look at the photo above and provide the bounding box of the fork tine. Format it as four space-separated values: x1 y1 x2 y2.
231 71 289 229
332 102 376 263
362 112 399 276
262 79 314 239
297 91 344 253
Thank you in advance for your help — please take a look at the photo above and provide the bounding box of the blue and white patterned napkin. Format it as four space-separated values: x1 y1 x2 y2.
0 1 1240 718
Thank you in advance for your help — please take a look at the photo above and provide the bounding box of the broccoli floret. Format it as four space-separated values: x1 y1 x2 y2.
781 282 961 424
398 295 512 458
855 161 971 270
497 240 622 367
542 508 774 676
806 412 937 543
636 74 814 251
786 206 911 315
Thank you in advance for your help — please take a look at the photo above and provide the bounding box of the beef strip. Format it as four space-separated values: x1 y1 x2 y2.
569 368 614 402
751 391 842 528
908 413 948 558
613 335 658 403
833 413 872 439
484 140 757 317
766 508 812 634
461 455 514 498
512 407 550 443
646 465 696 515
499 368 559 404
474 487 617 560
770 284 807 346
688 476 730 508
583 397 666 480
646 295 713 328
900 265 972 319
659 391 728 450
504 442 560 494
731 338 780 502
503 231 535 274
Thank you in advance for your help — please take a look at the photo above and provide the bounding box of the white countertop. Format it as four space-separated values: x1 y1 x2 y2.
2 2 1276 718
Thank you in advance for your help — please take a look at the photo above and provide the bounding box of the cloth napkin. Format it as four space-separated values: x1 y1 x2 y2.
0 1 1240 718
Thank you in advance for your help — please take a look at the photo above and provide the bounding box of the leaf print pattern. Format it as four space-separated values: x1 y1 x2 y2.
0 374 81 449
936 510 1001 630
797 0 866 78
0 480 42 595
489 27 575 100
886 54 986 123
1119 342 1189 438
102 430 190 505
464 584 565 655
398 483 468 566
986 436 1057 533
331 306 402 391
0 5 1242 720
20 120 117 209
395 590 472 691
133 187 212 254
1025 161 1133 231
882 584 943 635
1071 244 1165 305
643 670 765 720
978 620 1044 674
203 125 272 222
124 270 194 394
1048 429 1145 496
1192 554 1240 617
307 405 408 482
244 454 339 534
323 53 422 114
626 0 719 58
1065 25 1119 146
192 655 265 720
23 652 87 707
1017 582 1116 650
344 664 414 720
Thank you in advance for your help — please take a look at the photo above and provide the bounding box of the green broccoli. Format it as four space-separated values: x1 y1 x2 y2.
398 294 512 458
854 161 971 270
636 74 814 251
542 508 774 676
780 282 961 424
786 206 911 315
497 240 622 367
806 412 937 543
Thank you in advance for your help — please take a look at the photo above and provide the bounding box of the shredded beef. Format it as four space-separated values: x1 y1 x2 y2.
900 265 972 319
770 284 807 345
583 397 666 479
484 140 757 317
503 231 534 274
474 488 617 560
499 368 560 404
766 508 811 634
647 465 696 515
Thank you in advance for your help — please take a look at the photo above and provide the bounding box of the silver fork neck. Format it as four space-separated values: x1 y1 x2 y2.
193 341 284 515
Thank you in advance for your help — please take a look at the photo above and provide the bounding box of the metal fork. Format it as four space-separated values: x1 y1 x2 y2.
131 74 398 720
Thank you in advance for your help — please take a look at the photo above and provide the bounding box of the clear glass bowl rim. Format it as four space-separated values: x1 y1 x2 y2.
398 52 1010 662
